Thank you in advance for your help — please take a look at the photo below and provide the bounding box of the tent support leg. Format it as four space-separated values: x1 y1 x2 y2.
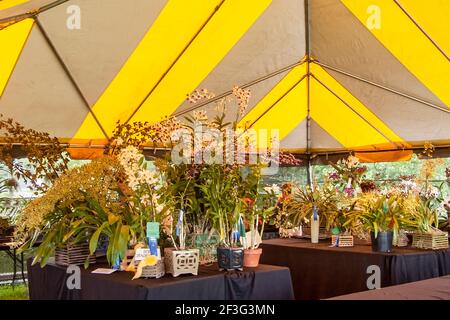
306 154 312 186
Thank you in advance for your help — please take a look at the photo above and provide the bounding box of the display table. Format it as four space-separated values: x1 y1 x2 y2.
260 238 450 300
0 241 26 286
329 275 450 300
27 258 294 300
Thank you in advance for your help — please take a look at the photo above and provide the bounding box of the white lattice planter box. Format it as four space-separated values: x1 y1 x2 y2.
412 232 449 250
164 247 199 277
331 235 354 247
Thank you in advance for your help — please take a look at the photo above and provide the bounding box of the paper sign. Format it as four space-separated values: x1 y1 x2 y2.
241 231 262 249
146 222 160 239
91 268 117 274
135 247 161 261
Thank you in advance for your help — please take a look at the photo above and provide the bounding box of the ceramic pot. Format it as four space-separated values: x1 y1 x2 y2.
243 248 262 267
370 231 393 253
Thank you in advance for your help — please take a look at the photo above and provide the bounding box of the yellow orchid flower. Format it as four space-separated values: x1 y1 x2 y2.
132 255 158 280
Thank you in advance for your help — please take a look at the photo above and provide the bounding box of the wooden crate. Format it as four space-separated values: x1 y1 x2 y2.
412 232 449 250
55 243 96 266
331 235 354 247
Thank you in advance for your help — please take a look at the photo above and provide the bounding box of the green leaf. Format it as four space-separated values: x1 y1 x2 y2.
89 221 108 255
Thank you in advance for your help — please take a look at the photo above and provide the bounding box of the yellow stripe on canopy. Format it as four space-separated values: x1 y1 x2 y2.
239 63 306 128
242 79 307 148
0 0 29 10
0 18 33 97
399 0 450 57
342 0 450 108
310 64 404 148
130 0 272 125
73 0 224 140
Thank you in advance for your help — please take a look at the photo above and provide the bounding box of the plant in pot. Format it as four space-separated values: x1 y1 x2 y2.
403 194 448 249
284 181 338 240
240 166 278 267
157 163 201 277
325 196 360 247
159 202 200 277
348 193 401 252
199 164 245 271
15 157 132 268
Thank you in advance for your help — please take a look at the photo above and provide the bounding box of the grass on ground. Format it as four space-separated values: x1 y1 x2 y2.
0 283 29 300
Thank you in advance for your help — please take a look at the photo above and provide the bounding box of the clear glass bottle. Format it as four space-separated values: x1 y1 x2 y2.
310 206 320 244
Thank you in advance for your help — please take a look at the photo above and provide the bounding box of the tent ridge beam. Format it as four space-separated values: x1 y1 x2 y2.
394 0 449 61
311 73 401 149
124 0 226 125
34 17 110 140
173 59 306 118
314 60 450 114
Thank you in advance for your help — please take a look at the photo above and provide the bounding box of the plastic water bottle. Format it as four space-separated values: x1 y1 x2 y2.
311 206 320 244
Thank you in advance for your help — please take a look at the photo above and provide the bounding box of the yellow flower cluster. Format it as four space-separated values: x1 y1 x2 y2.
14 157 124 244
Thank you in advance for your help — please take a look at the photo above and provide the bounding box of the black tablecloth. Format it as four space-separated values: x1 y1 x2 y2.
27 259 294 300
260 238 450 300
329 275 450 300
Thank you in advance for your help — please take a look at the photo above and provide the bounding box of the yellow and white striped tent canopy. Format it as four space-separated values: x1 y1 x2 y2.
1 0 449 160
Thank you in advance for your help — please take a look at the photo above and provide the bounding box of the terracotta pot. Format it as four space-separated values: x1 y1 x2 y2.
243 248 262 267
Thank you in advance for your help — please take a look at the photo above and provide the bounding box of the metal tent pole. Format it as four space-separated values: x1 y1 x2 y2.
304 0 313 186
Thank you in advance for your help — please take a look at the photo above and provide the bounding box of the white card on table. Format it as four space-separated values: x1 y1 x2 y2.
91 268 117 274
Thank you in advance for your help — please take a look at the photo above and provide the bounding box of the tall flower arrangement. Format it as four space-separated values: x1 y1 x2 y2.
329 155 367 196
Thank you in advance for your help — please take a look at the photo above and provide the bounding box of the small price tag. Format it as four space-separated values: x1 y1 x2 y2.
135 248 161 261
146 222 160 239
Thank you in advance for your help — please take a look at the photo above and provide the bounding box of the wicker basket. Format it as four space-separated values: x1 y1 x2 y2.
393 231 409 247
331 235 354 247
55 243 96 266
164 247 199 277
134 257 165 279
412 231 449 250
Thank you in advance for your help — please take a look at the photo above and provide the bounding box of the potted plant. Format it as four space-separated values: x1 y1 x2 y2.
240 166 278 267
284 182 338 240
347 193 401 252
198 164 244 271
325 197 359 247
408 196 448 250
158 164 200 277
14 156 146 268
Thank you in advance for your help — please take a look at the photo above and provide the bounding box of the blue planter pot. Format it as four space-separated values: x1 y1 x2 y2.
217 247 244 271
371 231 393 253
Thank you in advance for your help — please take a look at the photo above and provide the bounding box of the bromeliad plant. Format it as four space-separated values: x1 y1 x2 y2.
346 193 401 239
285 181 339 228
